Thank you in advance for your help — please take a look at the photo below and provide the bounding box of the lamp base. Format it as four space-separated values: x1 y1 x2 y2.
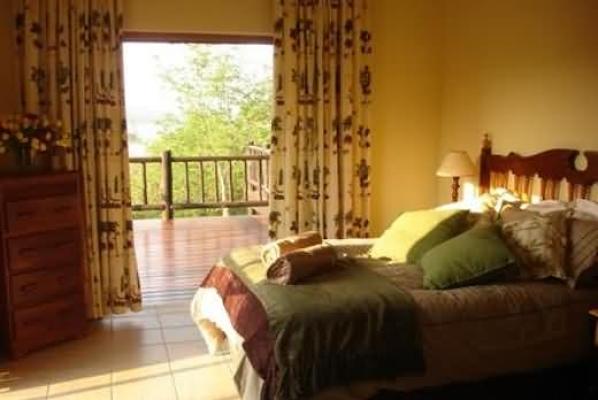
451 176 460 202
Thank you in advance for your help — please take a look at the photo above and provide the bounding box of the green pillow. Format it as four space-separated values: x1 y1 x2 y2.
369 209 469 263
421 225 515 289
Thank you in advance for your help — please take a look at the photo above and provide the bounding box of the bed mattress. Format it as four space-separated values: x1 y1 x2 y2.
191 261 598 400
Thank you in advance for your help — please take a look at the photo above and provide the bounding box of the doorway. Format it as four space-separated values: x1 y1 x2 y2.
122 35 273 304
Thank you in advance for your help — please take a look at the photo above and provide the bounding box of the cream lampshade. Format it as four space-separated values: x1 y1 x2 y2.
437 151 475 202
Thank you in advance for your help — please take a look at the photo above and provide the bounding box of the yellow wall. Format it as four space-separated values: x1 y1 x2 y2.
439 0 598 202
123 0 273 35
0 0 18 115
370 0 444 234
3 0 597 229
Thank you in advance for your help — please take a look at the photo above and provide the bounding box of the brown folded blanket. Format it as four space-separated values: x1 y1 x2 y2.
266 244 338 285
261 231 323 268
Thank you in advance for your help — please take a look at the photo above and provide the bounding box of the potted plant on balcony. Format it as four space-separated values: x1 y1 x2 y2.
0 114 70 173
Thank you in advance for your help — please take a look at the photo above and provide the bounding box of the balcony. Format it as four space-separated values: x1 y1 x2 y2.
130 145 270 304
129 144 270 219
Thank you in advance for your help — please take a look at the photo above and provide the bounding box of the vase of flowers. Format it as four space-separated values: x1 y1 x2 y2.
0 114 70 173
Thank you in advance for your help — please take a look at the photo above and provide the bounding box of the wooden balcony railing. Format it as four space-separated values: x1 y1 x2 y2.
129 145 270 219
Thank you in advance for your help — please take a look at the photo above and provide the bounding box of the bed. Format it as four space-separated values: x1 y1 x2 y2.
191 137 598 400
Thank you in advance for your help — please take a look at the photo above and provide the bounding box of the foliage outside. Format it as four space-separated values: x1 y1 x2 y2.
128 45 272 219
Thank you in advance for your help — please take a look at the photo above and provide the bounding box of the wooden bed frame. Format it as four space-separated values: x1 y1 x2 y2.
479 135 598 200
383 137 598 400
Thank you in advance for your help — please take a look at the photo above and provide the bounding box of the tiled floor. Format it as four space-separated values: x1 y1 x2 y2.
0 215 271 400
0 300 240 400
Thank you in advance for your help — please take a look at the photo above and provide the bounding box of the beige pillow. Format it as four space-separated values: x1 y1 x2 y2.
571 199 598 221
568 218 598 288
436 201 492 228
500 208 567 280
437 190 523 227
524 200 569 215
484 189 524 215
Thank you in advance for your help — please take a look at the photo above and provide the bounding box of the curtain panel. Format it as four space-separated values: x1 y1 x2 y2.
15 0 142 317
269 0 372 239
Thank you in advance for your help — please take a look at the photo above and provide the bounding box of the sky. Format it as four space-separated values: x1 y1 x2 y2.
122 42 273 156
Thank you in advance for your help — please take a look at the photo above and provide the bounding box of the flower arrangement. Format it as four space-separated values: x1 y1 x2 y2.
0 114 70 163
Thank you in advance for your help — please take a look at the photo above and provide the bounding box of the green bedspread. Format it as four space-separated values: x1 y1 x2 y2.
220 246 424 399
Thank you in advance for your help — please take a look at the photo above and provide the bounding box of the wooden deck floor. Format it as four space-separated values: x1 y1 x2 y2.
133 215 268 305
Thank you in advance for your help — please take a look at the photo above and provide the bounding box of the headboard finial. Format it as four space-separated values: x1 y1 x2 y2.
479 133 492 193
482 133 492 150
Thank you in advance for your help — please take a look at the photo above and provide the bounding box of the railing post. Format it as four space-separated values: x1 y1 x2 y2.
161 150 173 220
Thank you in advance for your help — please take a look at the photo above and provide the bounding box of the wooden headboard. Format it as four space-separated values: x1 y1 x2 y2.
479 135 598 201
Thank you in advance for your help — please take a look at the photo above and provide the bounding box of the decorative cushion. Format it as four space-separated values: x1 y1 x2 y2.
500 209 567 280
421 225 516 290
484 189 524 215
436 199 493 228
369 209 469 263
568 218 598 288
524 200 569 215
438 189 522 216
570 199 598 220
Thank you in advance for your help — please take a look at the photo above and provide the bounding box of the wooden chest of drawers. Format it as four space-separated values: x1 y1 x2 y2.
0 172 87 358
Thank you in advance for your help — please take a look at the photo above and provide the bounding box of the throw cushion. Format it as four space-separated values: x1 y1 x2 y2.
571 199 598 220
568 218 598 288
524 200 569 215
421 225 516 290
500 209 567 280
369 208 469 263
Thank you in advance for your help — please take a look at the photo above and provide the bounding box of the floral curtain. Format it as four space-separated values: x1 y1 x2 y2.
269 0 372 239
15 0 142 317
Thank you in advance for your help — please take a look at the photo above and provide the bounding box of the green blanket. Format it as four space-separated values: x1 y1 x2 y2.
222 246 424 400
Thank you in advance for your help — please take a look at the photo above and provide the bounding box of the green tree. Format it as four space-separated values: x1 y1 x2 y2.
149 45 271 156
130 44 272 219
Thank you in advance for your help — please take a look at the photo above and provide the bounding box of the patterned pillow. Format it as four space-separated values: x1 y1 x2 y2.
571 199 598 221
500 209 567 280
568 218 598 288
524 200 569 215
484 189 524 216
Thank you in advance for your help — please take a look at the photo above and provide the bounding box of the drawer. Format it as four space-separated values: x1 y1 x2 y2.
0 173 78 203
8 229 80 273
13 295 85 343
5 195 79 234
11 267 80 307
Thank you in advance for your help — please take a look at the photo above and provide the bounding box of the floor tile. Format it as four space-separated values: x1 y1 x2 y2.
112 361 171 385
173 361 239 400
113 307 158 318
111 344 169 373
61 337 113 363
112 315 161 331
162 326 203 344
112 374 177 400
47 373 111 400
167 341 219 371
4 353 56 382
1 318 238 400
0 376 48 400
112 328 164 348
159 312 195 328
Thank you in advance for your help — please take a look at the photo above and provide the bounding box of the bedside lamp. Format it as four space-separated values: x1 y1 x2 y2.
437 151 475 202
